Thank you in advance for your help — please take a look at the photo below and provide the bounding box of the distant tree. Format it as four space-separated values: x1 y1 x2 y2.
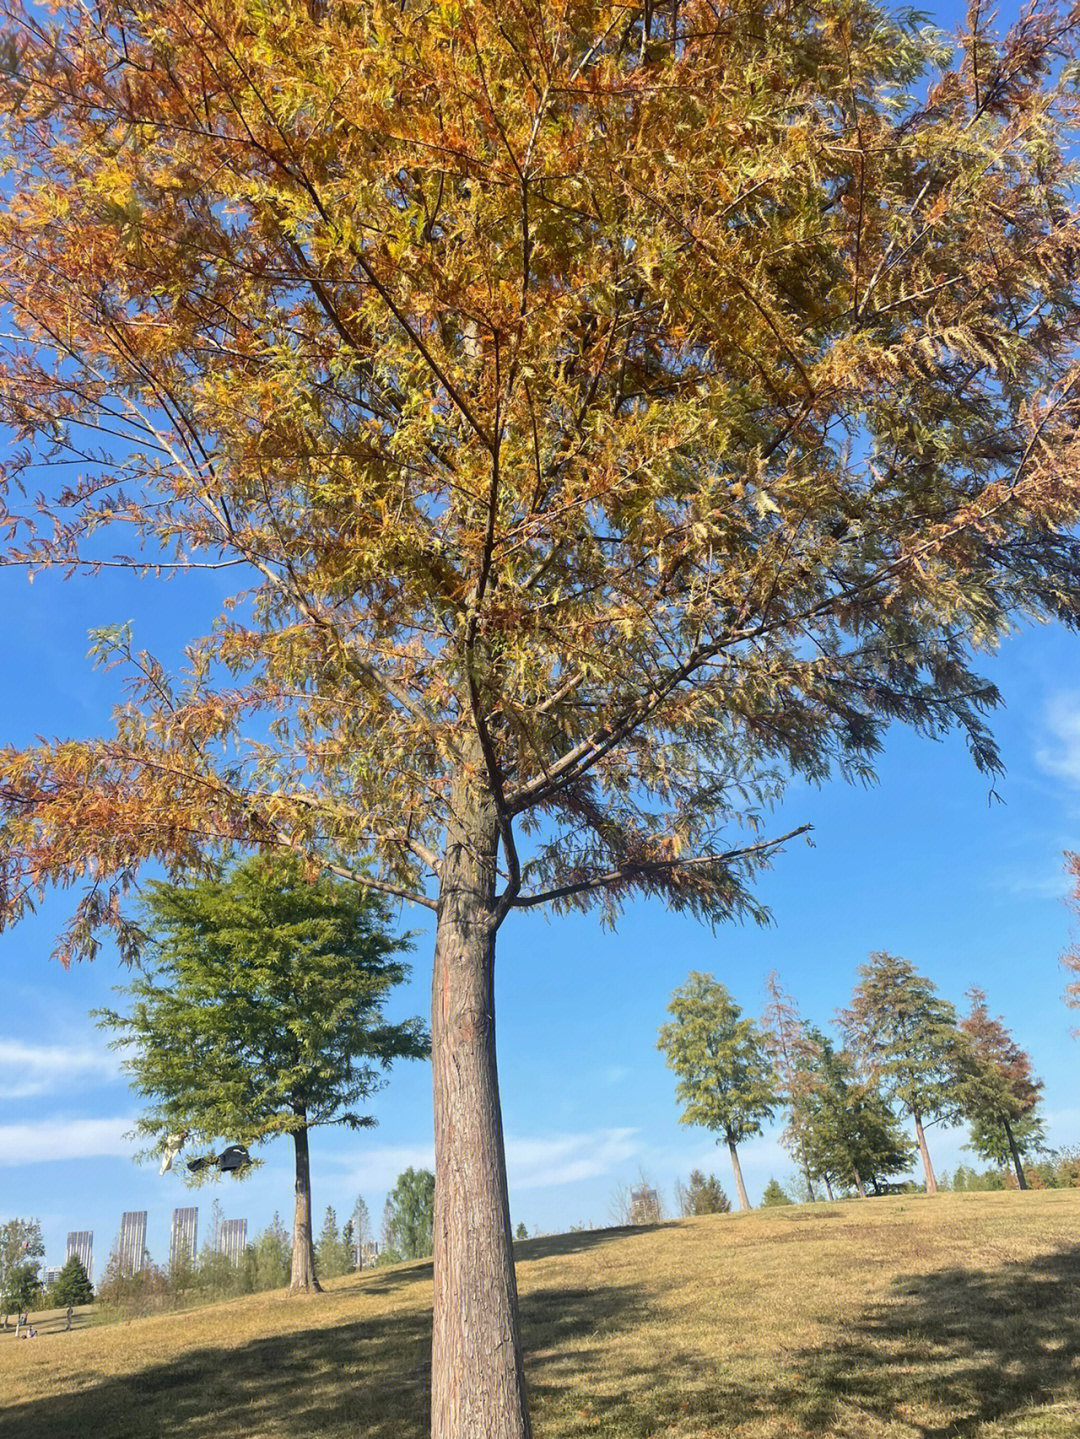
956 989 1045 1188
658 973 776 1211
253 1214 293 1293
347 1195 371 1270
0 1220 44 1326
799 1030 915 1196
95 853 429 1292
675 1170 731 1217
514 1223 528 1241
760 1179 792 1207
50 1254 94 1309
315 1207 353 1280
383 1169 436 1261
762 973 820 1201
839 954 961 1194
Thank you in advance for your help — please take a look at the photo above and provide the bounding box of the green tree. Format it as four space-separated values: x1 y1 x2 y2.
514 1223 528 1241
658 973 776 1211
799 1031 915 1197
7 4 1080 1432
760 1179 792 1207
95 854 429 1291
253 1214 293 1293
839 954 961 1194
315 1206 353 1281
0 1220 44 1325
956 989 1045 1188
49 1254 94 1309
383 1169 436 1261
675 1170 731 1217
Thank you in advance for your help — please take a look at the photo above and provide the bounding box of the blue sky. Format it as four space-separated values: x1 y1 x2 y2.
2 560 1078 1274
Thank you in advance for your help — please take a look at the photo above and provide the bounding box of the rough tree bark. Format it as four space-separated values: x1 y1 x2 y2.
431 761 531 1439
1003 1119 1029 1190
291 1115 321 1292
727 1137 751 1212
852 1166 867 1198
912 1114 938 1195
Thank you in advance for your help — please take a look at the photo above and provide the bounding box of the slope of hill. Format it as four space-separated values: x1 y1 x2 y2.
2 1189 1078 1438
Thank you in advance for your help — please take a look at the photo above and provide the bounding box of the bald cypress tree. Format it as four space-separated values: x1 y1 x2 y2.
957 988 1044 1188
96 854 429 1291
658 973 776 1211
839 954 961 1195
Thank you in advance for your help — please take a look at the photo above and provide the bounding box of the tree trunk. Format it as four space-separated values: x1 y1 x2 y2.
824 1175 835 1201
802 1161 816 1203
727 1136 751 1211
912 1113 938 1195
431 757 530 1439
852 1166 867 1198
1003 1118 1028 1189
290 1118 321 1292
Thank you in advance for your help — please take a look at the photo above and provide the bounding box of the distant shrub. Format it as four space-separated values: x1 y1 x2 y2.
675 1170 731 1216
760 1178 793 1207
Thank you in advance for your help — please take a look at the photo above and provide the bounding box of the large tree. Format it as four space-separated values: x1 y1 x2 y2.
956 987 1045 1187
95 854 429 1291
839 953 961 1194
658 971 776 1210
5 1 1080 1431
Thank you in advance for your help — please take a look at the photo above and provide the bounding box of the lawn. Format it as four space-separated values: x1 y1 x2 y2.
2 1189 1078 1438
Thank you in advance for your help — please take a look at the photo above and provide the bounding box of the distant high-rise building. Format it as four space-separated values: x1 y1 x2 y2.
218 1218 247 1266
169 1208 198 1270
43 1266 62 1289
116 1211 148 1277
66 1231 93 1282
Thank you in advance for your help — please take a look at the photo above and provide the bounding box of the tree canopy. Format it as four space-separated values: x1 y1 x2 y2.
957 987 1045 1186
658 971 776 1210
5 0 1080 1428
95 853 429 1289
798 1029 915 1197
839 952 961 1194
0 1219 44 1320
50 1254 94 1309
382 1168 436 1262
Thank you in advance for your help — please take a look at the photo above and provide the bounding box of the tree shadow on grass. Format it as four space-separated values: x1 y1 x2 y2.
792 1241 1080 1438
5 1244 1078 1438
0 1278 648 1439
524 1242 1080 1438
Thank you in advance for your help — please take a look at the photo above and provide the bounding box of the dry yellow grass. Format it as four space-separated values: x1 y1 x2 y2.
2 1189 1078 1438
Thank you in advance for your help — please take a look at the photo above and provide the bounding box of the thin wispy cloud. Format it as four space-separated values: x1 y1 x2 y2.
1036 693 1080 788
0 1116 136 1165
0 1038 120 1099
332 1128 639 1195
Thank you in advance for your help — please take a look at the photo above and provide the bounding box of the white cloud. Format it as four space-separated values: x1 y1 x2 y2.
332 1128 640 1195
1036 693 1080 787
506 1129 639 1189
0 1116 136 1165
0 1038 119 1099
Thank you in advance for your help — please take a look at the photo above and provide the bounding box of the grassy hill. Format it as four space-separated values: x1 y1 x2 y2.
2 1189 1079 1438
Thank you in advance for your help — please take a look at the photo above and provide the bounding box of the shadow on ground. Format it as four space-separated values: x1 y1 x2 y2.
3 1243 1078 1437
0 1274 649 1439
525 1242 1080 1438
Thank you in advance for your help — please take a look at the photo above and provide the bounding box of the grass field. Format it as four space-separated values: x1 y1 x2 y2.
2 1189 1078 1438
